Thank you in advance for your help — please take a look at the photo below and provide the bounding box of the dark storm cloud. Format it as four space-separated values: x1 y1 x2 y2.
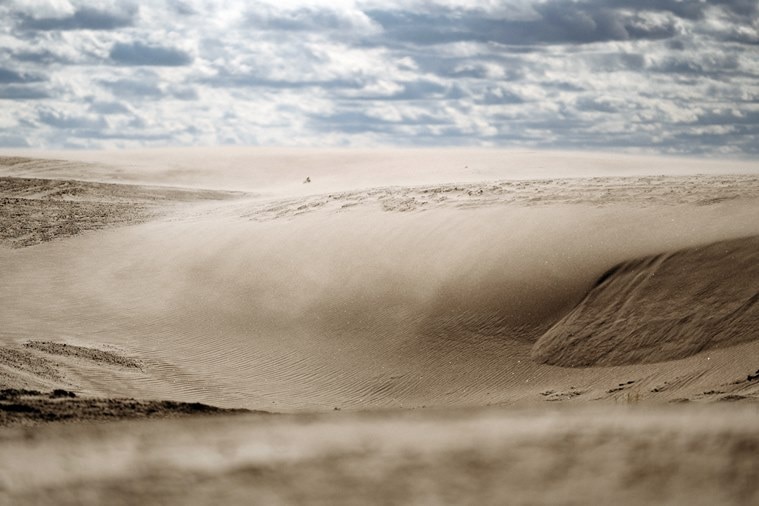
365 3 681 47
99 78 164 98
692 109 759 128
651 129 759 156
575 97 625 113
246 7 366 32
171 87 198 100
311 109 452 138
584 52 647 71
37 110 106 129
98 77 198 100
0 85 49 99
413 54 526 81
170 1 198 16
201 70 364 90
649 54 743 76
714 0 759 18
534 2 679 42
11 49 73 65
83 131 174 141
88 101 131 115
611 0 706 20
314 112 398 134
474 87 525 105
17 7 136 31
544 81 587 92
364 0 758 49
110 42 193 66
366 80 451 101
0 134 30 147
619 0 755 20
0 67 44 83
721 30 759 45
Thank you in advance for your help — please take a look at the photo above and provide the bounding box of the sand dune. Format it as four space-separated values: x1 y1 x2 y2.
533 236 759 367
3 148 758 193
1 152 758 412
0 173 245 247
1 150 758 504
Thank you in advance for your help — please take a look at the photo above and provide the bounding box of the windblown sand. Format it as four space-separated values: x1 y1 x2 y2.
0 150 758 504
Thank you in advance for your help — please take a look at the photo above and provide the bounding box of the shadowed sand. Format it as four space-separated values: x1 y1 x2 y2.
533 236 759 366
0 388 253 427
1 150 758 504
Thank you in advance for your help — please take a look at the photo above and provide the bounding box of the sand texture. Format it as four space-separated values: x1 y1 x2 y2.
0 388 252 427
533 236 759 366
0 171 246 248
1 149 758 504
1 407 758 506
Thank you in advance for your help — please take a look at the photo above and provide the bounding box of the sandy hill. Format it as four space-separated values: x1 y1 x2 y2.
0 152 758 412
1 150 759 505
533 236 759 366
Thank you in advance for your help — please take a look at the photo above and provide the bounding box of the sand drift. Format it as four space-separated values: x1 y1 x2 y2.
1 154 759 412
534 236 759 367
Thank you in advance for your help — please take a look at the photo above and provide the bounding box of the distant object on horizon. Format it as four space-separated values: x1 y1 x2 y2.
304 176 311 184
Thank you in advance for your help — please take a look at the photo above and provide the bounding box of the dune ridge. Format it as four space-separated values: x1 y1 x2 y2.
240 173 759 221
3 148 759 193
532 236 759 367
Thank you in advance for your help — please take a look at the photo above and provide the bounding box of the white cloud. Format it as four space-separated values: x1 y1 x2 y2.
0 0 756 155
8 0 76 18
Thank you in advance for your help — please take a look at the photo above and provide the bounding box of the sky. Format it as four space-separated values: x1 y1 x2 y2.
0 0 757 155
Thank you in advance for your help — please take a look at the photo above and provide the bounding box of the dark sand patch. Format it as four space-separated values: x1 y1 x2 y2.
0 342 261 424
0 347 67 384
0 389 254 427
532 236 759 367
24 341 143 370
0 175 247 248
0 195 154 248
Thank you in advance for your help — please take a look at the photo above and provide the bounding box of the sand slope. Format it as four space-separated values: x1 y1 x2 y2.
1 152 758 413
1 150 759 504
1 406 758 506
0 174 245 247
0 388 251 427
533 236 759 367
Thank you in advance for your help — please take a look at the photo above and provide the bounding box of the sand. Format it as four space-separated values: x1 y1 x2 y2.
533 236 759 366
0 149 758 504
0 173 246 247
0 388 253 427
2 406 758 505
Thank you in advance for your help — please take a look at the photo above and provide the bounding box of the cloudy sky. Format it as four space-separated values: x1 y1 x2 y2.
0 0 757 155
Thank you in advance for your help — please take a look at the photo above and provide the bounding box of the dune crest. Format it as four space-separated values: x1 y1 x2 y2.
532 236 759 367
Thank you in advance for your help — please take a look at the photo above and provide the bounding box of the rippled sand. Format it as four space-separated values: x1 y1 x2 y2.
0 149 758 504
